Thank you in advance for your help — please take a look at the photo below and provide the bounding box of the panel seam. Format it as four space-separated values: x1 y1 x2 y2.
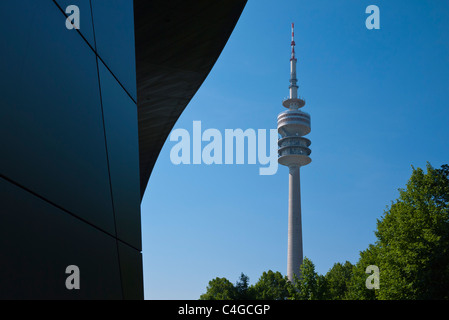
51 0 137 104
0 173 139 251
91 2 126 299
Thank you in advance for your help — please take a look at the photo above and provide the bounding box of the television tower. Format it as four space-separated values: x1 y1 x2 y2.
277 23 311 282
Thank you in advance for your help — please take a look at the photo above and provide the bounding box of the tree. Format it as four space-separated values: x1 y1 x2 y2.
325 261 353 300
345 244 378 300
374 163 449 299
199 277 236 300
289 257 328 300
315 274 329 300
200 273 256 300
234 273 255 300
252 270 292 300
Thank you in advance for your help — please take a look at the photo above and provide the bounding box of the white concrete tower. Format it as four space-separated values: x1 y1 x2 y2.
277 23 311 282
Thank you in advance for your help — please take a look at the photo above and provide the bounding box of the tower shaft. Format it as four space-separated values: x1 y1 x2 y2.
287 166 303 281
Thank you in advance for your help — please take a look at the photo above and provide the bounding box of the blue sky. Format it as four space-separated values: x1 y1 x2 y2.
141 0 449 299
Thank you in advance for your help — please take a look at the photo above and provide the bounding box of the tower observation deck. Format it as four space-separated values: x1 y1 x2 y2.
277 23 311 282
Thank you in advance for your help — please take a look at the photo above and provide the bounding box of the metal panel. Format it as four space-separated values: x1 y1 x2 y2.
118 241 144 300
0 0 116 235
0 177 123 299
99 60 142 250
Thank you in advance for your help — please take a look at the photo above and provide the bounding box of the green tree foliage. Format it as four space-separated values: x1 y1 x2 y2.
234 273 254 300
325 261 353 300
289 257 328 300
199 273 255 300
374 163 449 299
252 270 292 300
345 245 378 300
199 277 236 300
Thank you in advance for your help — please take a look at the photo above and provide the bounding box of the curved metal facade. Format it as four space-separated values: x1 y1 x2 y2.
0 0 246 299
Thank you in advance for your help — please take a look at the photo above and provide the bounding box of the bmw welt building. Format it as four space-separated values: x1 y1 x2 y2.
0 0 246 299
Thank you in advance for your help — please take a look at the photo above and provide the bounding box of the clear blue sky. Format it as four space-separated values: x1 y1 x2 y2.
141 0 449 299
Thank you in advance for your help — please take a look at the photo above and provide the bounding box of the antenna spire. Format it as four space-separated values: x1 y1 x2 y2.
291 22 296 61
289 22 298 100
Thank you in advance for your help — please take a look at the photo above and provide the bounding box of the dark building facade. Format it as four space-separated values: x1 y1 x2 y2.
0 0 246 299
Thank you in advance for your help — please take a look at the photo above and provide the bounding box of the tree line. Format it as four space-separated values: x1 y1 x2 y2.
200 163 449 300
